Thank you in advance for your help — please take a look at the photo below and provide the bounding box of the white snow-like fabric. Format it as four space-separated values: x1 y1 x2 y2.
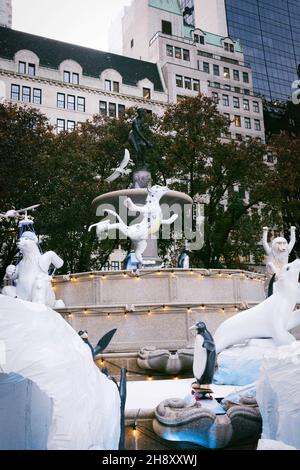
0 295 120 450
256 341 300 449
214 339 277 386
257 439 297 450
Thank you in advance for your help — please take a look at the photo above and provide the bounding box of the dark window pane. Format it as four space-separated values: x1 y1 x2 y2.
22 86 31 102
28 64 35 76
33 88 42 104
222 94 229 106
109 102 116 117
203 62 210 73
254 119 261 131
233 69 240 81
244 117 251 129
183 49 190 61
143 88 151 99
166 45 173 57
234 115 241 127
184 77 191 89
77 97 85 112
67 120 75 132
118 104 125 117
193 79 200 92
56 119 65 133
253 101 260 112
175 47 182 59
18 61 26 74
99 101 107 115
57 93 65 109
11 84 20 100
243 72 249 83
233 96 240 108
176 75 183 87
113 81 120 93
67 95 75 110
64 71 71 83
243 99 250 110
72 73 79 85
224 67 230 79
162 20 172 35
213 64 220 76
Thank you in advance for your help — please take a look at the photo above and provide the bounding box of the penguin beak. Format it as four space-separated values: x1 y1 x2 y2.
189 325 197 331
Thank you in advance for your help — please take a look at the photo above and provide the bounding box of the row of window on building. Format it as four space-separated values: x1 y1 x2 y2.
99 101 125 118
208 81 252 96
165 46 250 85
175 74 200 91
166 44 191 61
212 92 260 112
161 19 236 55
17 61 130 96
201 61 249 83
56 119 79 133
57 93 86 112
11 84 128 121
224 113 262 131
11 84 42 104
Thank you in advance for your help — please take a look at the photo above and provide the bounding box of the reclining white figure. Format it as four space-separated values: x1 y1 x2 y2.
2 231 65 308
214 259 300 354
89 185 178 265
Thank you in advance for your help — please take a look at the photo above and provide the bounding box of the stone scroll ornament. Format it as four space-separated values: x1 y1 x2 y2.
88 185 178 266
2 231 65 308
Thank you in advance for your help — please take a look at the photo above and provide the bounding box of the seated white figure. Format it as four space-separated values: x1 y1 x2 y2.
262 226 296 276
2 231 65 308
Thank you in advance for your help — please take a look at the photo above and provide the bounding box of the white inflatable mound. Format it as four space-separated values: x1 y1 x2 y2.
0 295 120 450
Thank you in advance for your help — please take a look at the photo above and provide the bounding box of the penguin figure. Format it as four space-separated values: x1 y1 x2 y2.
78 328 117 360
177 249 190 269
190 321 216 397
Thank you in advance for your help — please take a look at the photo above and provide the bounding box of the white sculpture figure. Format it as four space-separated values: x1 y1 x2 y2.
2 231 65 308
262 226 296 275
89 185 178 265
214 259 300 354
0 204 40 221
105 149 131 183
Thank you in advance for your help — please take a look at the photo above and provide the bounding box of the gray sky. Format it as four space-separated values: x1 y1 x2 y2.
12 0 132 52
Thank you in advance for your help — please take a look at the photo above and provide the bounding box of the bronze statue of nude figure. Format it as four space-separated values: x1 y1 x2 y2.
128 108 153 169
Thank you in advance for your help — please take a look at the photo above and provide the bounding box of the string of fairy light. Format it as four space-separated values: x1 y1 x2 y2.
52 268 267 319
127 408 175 448
64 303 244 320
96 355 193 381
53 268 268 283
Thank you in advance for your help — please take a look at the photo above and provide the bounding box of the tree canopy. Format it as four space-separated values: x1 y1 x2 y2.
0 97 298 277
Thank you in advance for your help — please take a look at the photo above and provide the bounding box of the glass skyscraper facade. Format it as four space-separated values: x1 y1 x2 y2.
225 0 300 101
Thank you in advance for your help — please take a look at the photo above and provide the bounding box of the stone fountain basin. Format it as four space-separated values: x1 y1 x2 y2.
92 189 193 216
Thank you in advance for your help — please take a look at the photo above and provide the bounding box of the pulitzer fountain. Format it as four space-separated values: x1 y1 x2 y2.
2 107 300 451
89 108 193 269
